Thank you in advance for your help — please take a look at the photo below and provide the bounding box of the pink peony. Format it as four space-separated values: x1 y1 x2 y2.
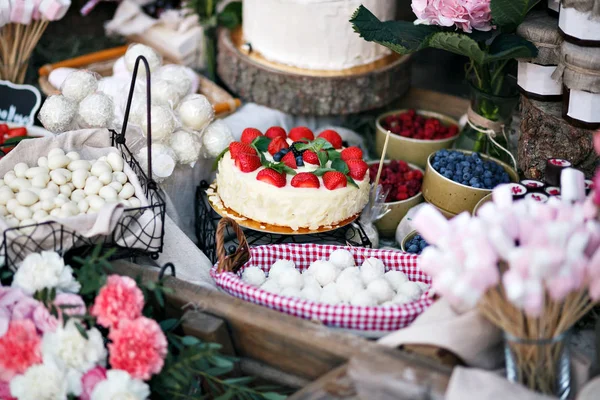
80 366 107 400
412 0 493 33
108 317 168 380
90 275 144 329
0 320 42 381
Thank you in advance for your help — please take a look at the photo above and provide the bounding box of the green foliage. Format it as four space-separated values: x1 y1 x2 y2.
212 146 230 171
72 245 116 297
490 0 541 32
217 1 243 29
186 0 242 28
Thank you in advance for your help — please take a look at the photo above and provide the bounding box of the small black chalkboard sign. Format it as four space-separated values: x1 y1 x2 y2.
0 80 41 126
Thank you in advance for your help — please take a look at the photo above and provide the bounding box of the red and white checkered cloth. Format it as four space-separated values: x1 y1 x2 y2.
211 244 434 332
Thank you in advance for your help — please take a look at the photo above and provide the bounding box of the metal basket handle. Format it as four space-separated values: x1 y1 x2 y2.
119 55 156 190
216 217 250 274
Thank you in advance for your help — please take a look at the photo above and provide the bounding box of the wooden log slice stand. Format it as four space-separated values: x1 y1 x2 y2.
518 96 599 180
217 28 412 116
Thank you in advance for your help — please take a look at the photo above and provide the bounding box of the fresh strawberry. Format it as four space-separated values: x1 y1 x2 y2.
281 151 297 169
235 153 261 172
229 142 256 160
0 124 8 135
257 168 286 187
346 159 368 180
6 127 26 138
265 126 287 140
288 126 314 142
323 171 347 190
267 136 289 155
340 146 363 162
241 128 262 144
302 150 319 165
318 129 343 149
291 172 320 188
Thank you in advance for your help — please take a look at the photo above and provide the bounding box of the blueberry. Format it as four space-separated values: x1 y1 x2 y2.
475 165 484 174
463 173 472 181
280 148 290 155
408 245 419 254
483 170 493 178
472 183 482 189
296 156 304 167
419 240 428 250
433 162 441 170
472 152 480 158
469 177 479 185
273 152 283 162
444 171 453 179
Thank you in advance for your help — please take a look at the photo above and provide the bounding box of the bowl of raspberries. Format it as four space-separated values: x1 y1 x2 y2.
376 109 460 169
422 149 518 217
368 160 424 237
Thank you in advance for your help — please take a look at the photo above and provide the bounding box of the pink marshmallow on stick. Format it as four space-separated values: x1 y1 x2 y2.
9 0 33 24
412 204 450 246
493 184 513 209
32 0 42 20
38 0 69 20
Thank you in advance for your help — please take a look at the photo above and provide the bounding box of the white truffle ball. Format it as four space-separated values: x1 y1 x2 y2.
202 120 235 158
137 144 177 182
391 293 412 305
320 290 341 305
169 129 202 165
151 78 184 107
177 94 214 131
269 259 296 281
154 64 194 97
277 268 303 290
310 260 338 286
399 281 423 300
336 277 364 303
322 282 338 296
329 249 355 270
78 93 114 128
350 290 377 307
336 267 360 284
125 44 162 76
302 272 320 289
140 105 176 142
300 285 321 302
259 279 281 295
415 281 430 292
280 287 302 299
112 56 129 78
61 70 98 102
241 266 266 287
360 257 385 285
384 270 409 291
366 279 395 304
38 95 76 133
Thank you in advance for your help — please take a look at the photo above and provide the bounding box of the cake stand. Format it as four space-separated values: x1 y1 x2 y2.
216 28 412 116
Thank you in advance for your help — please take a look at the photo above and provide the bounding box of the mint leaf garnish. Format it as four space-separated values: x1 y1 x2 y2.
331 159 349 174
211 146 230 170
327 150 340 161
313 168 336 176
317 151 329 167
252 136 272 153
346 176 359 188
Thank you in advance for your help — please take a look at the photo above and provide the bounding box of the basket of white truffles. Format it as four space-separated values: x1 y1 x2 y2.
211 218 434 335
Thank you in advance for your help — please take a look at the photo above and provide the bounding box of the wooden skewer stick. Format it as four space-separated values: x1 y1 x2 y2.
373 129 391 196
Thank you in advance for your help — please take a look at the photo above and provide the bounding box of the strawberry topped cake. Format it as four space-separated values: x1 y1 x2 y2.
215 127 370 230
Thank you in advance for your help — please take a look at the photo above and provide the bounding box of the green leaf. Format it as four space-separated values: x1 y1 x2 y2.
222 377 255 385
427 32 486 64
261 393 288 400
252 136 272 153
485 34 538 62
212 146 230 171
280 166 297 176
75 322 89 340
351 5 440 54
0 136 34 147
208 356 234 369
155 287 165 308
215 393 235 400
294 142 312 152
160 318 180 332
312 168 335 177
217 1 242 29
491 0 540 32
327 150 340 161
331 159 349 175
346 176 359 188
181 336 201 346
317 151 328 167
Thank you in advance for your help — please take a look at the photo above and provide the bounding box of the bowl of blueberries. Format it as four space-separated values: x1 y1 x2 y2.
401 231 430 255
422 149 518 216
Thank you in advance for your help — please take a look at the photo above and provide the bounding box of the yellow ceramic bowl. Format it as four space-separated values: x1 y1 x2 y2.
375 109 460 169
421 150 519 215
368 161 424 238
400 230 418 252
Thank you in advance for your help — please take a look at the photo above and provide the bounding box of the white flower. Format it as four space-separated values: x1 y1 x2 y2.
10 361 69 400
91 370 150 400
42 319 107 396
12 251 80 295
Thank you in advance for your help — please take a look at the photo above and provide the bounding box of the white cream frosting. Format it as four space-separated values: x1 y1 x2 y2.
216 152 370 230
242 0 396 71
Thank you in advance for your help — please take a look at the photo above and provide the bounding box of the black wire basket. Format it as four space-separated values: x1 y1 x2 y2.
1 56 166 270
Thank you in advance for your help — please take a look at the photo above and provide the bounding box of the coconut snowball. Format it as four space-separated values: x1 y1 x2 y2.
97 76 129 105
281 287 302 299
415 281 430 292
38 95 77 133
391 293 412 305
169 129 202 165
241 266 266 287
112 56 129 78
151 78 184 108
302 273 320 289
61 70 98 103
268 259 295 281
366 279 394 304
350 290 377 307
337 267 360 283
124 44 162 76
277 268 303 290
320 290 341 305
383 270 409 291
137 144 177 182
77 93 114 129
336 276 363 303
202 120 235 158
300 285 321 302
260 279 281 295
328 249 355 270
177 94 214 131
48 67 76 90
140 105 176 142
154 64 193 98
399 281 423 300
310 260 338 286
360 257 385 285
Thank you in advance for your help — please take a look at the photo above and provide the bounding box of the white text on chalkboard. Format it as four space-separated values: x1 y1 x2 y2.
0 105 31 125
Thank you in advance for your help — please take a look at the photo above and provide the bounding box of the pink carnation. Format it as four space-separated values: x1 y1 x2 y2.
0 380 15 400
80 366 107 400
593 169 600 206
108 317 168 380
412 0 493 33
90 275 144 329
0 320 42 381
594 130 600 154
54 293 86 318
11 297 58 335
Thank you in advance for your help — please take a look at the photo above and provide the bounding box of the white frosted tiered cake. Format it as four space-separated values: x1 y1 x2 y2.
242 0 397 71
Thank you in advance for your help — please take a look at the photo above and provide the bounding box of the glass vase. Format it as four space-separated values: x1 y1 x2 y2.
455 78 519 165
504 331 571 399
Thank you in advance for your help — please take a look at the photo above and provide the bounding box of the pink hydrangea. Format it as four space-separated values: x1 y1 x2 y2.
0 320 42 381
90 275 145 329
412 0 493 33
80 366 107 400
108 317 168 380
